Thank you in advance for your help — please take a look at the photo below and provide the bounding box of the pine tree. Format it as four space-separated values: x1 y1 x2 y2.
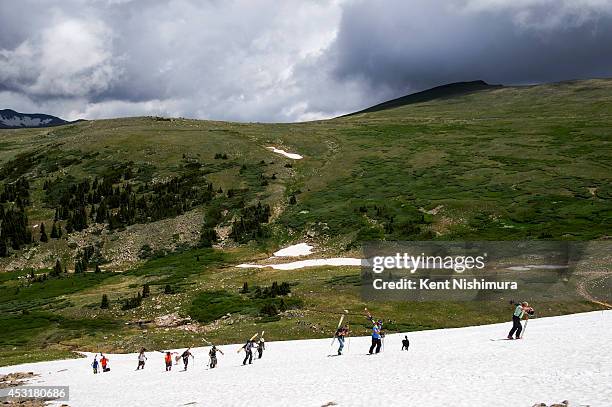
199 226 218 247
40 222 48 242
100 294 110 309
95 264 101 273
142 283 150 298
50 222 59 239
51 259 62 277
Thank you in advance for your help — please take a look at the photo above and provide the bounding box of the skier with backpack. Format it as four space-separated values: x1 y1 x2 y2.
136 348 147 370
91 356 99 374
208 345 224 368
100 354 110 372
508 301 534 339
335 325 349 355
180 348 194 371
242 339 256 365
257 338 265 359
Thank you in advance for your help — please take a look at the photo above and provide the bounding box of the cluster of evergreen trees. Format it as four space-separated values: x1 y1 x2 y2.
74 245 96 273
0 178 30 206
240 281 291 298
229 202 271 243
120 284 150 310
46 171 217 232
355 204 425 237
0 177 33 256
0 206 32 256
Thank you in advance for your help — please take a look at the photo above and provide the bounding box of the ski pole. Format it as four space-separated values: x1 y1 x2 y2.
520 319 528 339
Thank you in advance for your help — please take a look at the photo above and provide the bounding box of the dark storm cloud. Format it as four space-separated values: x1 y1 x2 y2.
1 0 611 122
330 0 612 95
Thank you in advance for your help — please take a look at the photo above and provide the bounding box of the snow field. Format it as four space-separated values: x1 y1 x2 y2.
1 311 610 407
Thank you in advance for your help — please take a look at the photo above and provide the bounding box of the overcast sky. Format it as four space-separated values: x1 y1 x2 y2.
1 0 612 122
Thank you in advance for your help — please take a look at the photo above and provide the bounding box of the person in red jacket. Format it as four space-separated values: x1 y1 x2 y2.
100 354 110 372
164 352 174 371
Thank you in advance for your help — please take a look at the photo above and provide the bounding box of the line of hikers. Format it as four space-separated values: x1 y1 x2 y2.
332 309 401 356
333 301 533 356
90 337 266 374
91 301 533 374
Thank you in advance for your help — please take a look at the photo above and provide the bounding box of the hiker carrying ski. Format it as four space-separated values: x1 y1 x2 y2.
508 301 533 339
208 345 224 368
136 348 147 370
181 348 194 371
402 335 410 351
92 357 99 374
242 339 256 365
100 354 110 372
257 338 265 359
335 325 349 355
365 310 383 354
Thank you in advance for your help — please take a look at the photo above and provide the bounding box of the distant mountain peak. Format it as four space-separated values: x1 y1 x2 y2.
0 109 71 129
343 80 503 116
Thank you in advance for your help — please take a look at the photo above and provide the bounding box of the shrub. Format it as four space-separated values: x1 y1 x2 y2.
100 294 110 309
259 302 279 317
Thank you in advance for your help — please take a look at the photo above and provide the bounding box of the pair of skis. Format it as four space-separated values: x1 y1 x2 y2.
329 310 350 355
330 313 346 347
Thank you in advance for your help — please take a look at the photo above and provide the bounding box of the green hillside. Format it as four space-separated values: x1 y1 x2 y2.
0 79 610 365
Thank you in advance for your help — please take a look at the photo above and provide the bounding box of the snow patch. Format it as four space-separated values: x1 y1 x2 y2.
237 257 362 270
507 264 568 271
266 146 303 159
0 115 53 127
273 243 313 257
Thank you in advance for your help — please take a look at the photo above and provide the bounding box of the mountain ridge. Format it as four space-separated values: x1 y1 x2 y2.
0 109 74 129
343 80 503 116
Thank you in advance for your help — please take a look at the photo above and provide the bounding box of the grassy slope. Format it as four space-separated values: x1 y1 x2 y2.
0 79 610 366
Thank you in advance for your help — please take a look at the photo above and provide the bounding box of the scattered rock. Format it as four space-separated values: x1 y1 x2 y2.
154 313 191 328
0 372 37 389
533 400 571 407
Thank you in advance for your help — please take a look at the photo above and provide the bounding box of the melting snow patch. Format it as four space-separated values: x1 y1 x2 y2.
266 146 303 159
236 264 265 269
507 264 568 271
273 243 313 257
237 258 363 270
